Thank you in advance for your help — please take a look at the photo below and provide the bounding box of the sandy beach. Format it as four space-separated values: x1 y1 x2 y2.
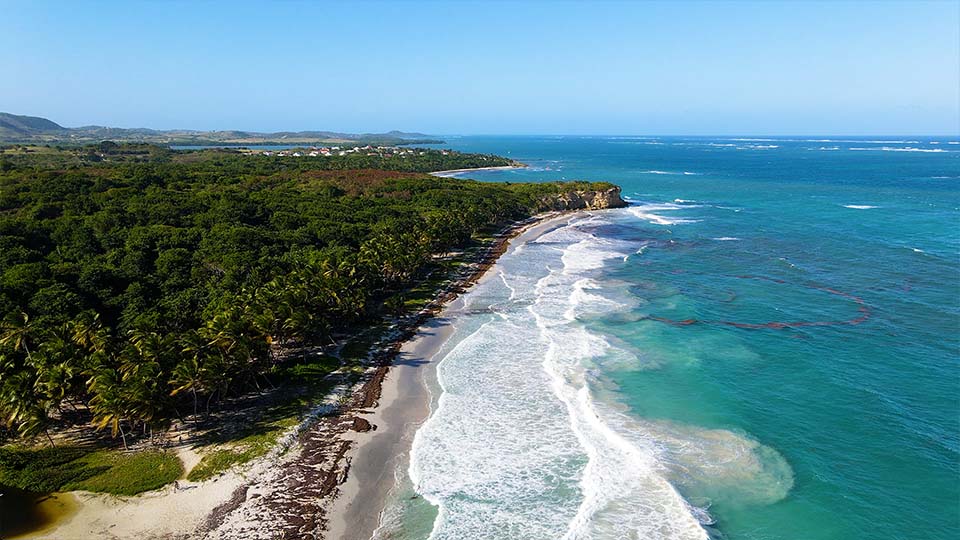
16 212 571 540
324 314 455 540
428 165 525 177
323 213 573 540
24 472 245 540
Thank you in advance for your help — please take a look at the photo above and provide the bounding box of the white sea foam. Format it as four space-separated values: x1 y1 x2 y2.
610 141 665 145
729 138 920 143
843 204 878 209
533 235 710 540
499 270 517 301
562 238 628 273
712 237 740 241
628 202 701 225
566 278 631 322
857 140 920 144
535 215 611 246
641 170 702 176
849 146 951 153
410 316 584 539
409 218 791 540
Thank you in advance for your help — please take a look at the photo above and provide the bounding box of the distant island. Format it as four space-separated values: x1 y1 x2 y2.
0 112 444 146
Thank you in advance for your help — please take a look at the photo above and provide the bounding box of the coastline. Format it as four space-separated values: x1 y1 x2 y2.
323 212 574 540
428 165 525 177
16 212 574 540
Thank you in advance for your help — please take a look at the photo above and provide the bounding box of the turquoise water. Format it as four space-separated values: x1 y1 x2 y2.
389 136 959 540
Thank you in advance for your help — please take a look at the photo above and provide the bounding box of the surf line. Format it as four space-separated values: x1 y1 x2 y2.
646 275 871 329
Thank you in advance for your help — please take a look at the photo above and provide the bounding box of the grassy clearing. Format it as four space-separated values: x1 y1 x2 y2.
66 450 183 495
0 446 182 496
281 353 341 380
187 423 295 482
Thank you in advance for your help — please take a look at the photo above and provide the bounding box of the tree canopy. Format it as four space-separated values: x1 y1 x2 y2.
0 143 614 444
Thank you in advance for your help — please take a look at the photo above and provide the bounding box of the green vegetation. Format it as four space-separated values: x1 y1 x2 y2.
187 427 287 482
0 141 510 170
0 143 613 454
187 449 251 482
0 112 441 146
0 446 182 495
0 113 64 140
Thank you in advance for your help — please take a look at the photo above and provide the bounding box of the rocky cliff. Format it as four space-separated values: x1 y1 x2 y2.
539 186 627 211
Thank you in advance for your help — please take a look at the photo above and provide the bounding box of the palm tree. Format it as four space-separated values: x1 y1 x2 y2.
0 357 55 446
38 324 85 413
87 367 131 449
170 356 205 419
71 311 110 355
122 332 175 437
0 312 37 364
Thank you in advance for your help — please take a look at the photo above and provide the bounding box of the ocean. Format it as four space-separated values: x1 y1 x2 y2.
377 136 960 540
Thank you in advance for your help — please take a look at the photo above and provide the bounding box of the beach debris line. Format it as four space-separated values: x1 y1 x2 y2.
199 213 559 540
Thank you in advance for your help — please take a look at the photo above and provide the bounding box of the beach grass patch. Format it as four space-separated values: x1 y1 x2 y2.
187 448 252 482
63 450 183 495
282 354 340 381
0 446 182 496
187 428 283 482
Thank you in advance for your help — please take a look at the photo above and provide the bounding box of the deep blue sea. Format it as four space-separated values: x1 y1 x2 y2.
384 136 960 540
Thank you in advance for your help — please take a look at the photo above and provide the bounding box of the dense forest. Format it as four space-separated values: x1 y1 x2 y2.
0 143 613 445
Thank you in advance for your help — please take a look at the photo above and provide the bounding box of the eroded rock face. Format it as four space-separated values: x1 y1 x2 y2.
540 186 627 211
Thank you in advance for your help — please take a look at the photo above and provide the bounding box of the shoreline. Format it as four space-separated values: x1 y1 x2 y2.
323 212 575 540
428 165 525 177
17 212 574 540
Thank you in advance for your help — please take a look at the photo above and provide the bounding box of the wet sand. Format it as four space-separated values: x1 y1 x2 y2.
324 213 574 540
324 315 455 540
15 213 573 540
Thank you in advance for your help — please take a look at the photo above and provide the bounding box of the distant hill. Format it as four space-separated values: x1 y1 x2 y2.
0 112 66 137
0 112 442 146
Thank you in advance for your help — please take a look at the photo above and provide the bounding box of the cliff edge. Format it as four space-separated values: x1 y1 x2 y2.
539 186 627 211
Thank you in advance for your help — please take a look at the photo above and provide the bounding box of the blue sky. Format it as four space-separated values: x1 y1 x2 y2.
3 0 958 135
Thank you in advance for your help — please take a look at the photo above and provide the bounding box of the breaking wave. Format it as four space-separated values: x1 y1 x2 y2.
409 215 792 539
628 202 701 225
849 147 953 153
